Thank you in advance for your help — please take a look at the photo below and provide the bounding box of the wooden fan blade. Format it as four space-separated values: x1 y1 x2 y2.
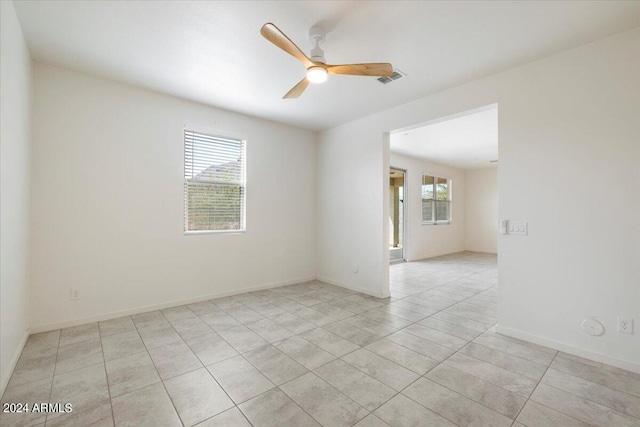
283 78 310 99
325 63 393 77
261 23 313 68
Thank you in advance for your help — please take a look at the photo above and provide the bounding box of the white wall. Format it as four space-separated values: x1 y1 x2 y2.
390 153 466 260
465 167 498 253
317 28 640 372
30 64 317 331
316 123 390 297
0 1 32 394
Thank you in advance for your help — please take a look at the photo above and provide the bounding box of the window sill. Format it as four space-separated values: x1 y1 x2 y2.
422 222 451 226
184 230 246 236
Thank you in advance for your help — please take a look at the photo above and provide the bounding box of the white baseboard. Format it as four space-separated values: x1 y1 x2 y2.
1 328 30 398
407 249 465 262
496 324 640 374
30 276 316 334
317 276 389 299
463 248 498 255
32 274 389 334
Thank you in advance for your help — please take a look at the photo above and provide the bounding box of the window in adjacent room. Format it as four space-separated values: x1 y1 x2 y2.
421 174 451 224
184 129 246 233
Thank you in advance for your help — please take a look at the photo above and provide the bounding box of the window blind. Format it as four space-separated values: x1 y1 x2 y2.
184 129 245 232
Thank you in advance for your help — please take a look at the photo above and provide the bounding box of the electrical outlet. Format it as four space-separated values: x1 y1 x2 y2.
617 317 633 334
70 289 80 300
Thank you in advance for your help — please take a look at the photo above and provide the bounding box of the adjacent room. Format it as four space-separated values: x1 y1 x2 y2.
388 105 499 301
389 106 498 261
1 1 639 426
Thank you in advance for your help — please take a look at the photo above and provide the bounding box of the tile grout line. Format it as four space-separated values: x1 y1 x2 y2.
133 312 186 427
278 370 373 426
393 257 564 426
10 257 494 426
394 286 534 405
184 279 520 426
43 330 62 425
457 337 550 372
211 290 369 426
509 352 561 426
315 279 504 425
277 381 330 427
97 322 117 427
457 342 547 381
341 288 500 426
21 254 639 426
227 295 412 424
159 306 257 427
386 322 503 426
530 364 640 423
554 351 640 394
379 274 537 423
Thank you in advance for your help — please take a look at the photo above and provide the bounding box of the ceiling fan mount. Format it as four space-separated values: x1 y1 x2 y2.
308 25 326 64
260 22 393 99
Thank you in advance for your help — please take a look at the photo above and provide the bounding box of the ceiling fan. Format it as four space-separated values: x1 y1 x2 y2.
260 22 393 99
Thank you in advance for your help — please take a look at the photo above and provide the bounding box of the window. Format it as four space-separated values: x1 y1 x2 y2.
184 129 245 233
422 174 451 224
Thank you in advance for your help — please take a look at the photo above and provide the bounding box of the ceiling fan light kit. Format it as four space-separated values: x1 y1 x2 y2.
306 66 328 83
260 22 393 99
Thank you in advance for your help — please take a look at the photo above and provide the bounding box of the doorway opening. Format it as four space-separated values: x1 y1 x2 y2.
385 104 498 297
389 167 406 262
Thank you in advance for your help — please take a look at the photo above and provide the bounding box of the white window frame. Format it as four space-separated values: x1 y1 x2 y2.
183 127 247 235
421 174 452 225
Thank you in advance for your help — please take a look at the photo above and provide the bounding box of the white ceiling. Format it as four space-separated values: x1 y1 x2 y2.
13 1 640 131
390 106 498 170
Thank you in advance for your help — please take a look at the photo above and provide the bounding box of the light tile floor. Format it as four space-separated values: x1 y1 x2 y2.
2 252 639 426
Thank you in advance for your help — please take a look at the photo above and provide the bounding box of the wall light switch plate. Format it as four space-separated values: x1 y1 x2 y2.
509 221 528 236
500 220 508 235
